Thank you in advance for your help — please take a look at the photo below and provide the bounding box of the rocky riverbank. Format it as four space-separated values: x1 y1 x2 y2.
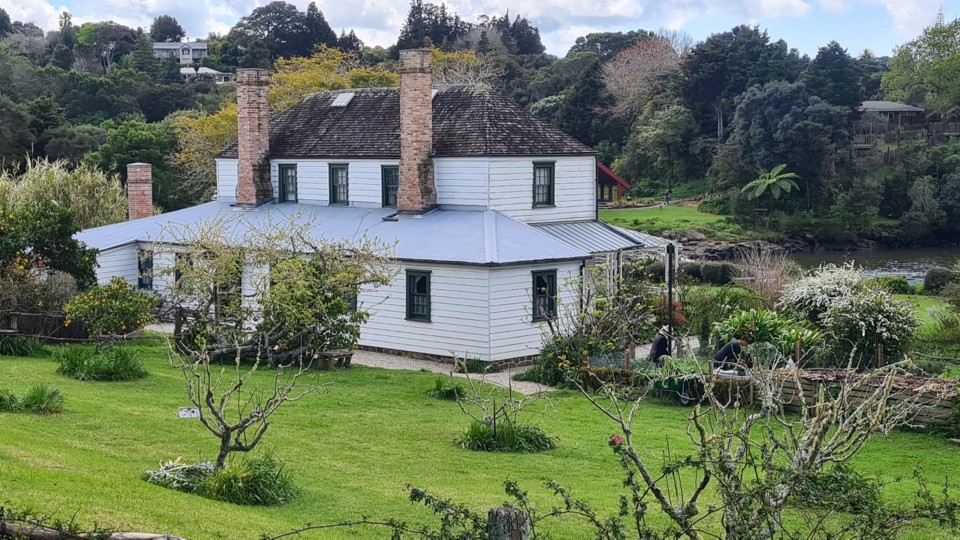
660 230 882 261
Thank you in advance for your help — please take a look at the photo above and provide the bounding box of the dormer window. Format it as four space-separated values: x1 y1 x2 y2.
279 164 297 202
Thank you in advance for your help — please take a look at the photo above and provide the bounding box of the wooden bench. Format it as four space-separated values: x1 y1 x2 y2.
317 349 354 369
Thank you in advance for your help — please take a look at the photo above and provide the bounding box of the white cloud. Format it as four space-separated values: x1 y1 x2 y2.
869 0 940 34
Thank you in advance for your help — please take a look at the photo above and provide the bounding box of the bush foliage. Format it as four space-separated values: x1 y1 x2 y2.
923 267 958 294
54 345 148 381
0 335 46 357
63 276 155 340
457 420 555 453
144 453 297 506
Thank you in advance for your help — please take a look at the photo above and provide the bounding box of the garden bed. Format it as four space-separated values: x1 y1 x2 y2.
775 368 958 426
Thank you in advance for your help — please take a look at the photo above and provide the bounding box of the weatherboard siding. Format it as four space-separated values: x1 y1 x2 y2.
359 264 492 360
488 262 581 361
215 159 238 202
269 159 400 207
95 244 139 286
434 158 490 208
487 156 596 223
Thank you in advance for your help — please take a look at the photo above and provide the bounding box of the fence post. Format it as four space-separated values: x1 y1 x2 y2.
794 339 802 365
624 341 634 369
488 506 530 540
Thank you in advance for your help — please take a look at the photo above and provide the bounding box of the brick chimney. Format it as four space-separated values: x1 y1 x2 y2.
126 163 153 220
235 68 274 207
397 49 436 216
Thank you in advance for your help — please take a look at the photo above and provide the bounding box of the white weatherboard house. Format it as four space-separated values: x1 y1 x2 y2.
76 49 668 363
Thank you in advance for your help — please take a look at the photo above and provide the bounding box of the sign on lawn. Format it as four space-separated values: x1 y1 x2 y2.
178 406 200 418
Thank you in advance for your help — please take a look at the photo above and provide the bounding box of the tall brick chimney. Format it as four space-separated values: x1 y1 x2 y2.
397 49 436 216
235 68 274 207
126 163 153 220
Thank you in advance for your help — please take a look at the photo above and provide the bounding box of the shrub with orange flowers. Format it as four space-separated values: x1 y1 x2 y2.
64 277 155 349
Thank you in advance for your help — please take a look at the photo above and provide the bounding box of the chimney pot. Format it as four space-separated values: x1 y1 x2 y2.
126 162 153 221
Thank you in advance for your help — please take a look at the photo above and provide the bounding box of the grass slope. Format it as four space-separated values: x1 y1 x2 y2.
599 204 775 242
0 343 957 539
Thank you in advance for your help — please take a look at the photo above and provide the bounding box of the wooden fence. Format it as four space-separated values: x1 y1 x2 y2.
776 369 957 426
1 312 88 341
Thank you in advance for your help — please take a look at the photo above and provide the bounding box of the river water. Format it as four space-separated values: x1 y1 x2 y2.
791 247 960 284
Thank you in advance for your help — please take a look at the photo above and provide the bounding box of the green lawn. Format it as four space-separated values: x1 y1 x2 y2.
0 343 958 539
599 204 775 242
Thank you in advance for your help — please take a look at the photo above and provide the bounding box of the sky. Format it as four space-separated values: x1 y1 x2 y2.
0 0 954 59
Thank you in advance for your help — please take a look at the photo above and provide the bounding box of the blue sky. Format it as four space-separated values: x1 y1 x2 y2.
0 0 951 58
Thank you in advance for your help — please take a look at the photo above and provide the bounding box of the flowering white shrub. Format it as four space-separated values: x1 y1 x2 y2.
778 263 865 321
818 288 919 366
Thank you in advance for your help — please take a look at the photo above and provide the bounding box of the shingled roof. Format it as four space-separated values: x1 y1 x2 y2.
219 85 593 159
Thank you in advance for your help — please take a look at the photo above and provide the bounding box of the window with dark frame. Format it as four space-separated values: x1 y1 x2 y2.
533 162 555 207
278 164 297 202
329 164 349 205
382 165 399 207
405 270 431 321
532 270 557 321
137 249 153 290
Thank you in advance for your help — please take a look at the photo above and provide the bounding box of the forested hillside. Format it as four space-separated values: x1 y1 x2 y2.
1 1 960 245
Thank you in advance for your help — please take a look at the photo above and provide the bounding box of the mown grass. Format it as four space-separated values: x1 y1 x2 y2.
599 203 776 242
0 342 957 539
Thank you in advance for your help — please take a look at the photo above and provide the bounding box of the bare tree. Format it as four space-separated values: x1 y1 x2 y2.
601 32 686 119
431 49 504 86
576 355 955 539
154 211 396 469
732 243 795 305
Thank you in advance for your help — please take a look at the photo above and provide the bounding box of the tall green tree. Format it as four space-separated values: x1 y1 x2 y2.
801 41 864 110
0 95 34 165
679 25 806 142
149 15 186 42
0 8 11 38
230 1 313 60
305 2 337 48
633 105 697 189
132 34 158 75
882 12 960 113
86 119 179 209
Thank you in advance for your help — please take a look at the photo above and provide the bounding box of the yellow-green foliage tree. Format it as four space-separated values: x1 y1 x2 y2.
171 46 398 203
0 158 126 230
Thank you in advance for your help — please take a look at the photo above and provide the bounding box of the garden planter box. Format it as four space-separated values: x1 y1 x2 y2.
775 369 957 427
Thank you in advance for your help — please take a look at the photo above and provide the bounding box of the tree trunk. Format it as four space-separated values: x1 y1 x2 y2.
487 507 530 540
215 432 231 470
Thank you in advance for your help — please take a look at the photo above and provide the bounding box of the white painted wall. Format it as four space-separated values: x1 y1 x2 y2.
433 158 489 208
488 262 581 361
268 159 400 207
488 155 596 223
359 264 492 359
95 244 139 285
358 261 581 362
215 159 238 202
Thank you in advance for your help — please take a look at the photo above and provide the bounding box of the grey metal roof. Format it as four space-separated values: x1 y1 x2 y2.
76 202 589 266
532 221 669 254
859 101 924 113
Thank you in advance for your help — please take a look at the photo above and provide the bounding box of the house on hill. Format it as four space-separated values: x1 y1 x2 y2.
76 49 667 363
153 41 208 64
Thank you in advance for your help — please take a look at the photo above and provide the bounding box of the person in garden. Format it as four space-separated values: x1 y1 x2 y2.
649 325 671 366
664 188 673 205
713 336 750 372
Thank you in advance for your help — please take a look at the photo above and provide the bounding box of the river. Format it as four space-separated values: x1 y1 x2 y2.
791 247 960 284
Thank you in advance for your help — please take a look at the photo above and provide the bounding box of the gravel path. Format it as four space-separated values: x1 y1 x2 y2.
351 350 553 395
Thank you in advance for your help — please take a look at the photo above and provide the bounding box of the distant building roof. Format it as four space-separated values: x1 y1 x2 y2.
153 41 208 50
75 202 591 266
596 162 630 190
180 67 196 75
218 85 594 159
197 67 223 74
859 101 925 113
